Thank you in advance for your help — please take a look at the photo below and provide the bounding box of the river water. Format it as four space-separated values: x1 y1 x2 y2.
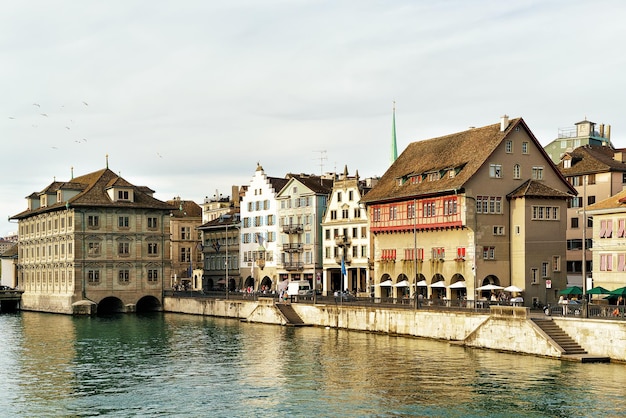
1 312 625 418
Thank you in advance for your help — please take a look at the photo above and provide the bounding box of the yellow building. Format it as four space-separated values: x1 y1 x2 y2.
361 116 575 307
10 165 173 314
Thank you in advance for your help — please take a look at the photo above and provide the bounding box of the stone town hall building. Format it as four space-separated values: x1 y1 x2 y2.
10 165 174 314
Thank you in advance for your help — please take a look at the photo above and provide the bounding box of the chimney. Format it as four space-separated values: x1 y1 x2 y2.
500 115 509 132
606 125 611 140
600 124 605 138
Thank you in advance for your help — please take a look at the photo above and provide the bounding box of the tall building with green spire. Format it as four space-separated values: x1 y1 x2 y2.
391 102 398 164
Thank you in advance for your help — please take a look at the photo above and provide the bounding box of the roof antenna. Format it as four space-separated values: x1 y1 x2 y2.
314 150 327 176
71 166 74 179
106 154 109 169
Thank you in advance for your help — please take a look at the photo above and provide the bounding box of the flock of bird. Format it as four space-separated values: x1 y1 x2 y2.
7 101 90 150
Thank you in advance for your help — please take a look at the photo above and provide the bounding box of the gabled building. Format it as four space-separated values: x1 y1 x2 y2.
239 164 289 291
276 173 333 289
0 243 18 289
544 119 613 164
10 164 173 314
198 208 241 292
321 166 376 296
167 197 203 290
585 188 626 293
361 116 576 307
556 144 626 288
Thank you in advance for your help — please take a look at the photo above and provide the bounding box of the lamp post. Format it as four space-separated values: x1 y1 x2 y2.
225 220 229 300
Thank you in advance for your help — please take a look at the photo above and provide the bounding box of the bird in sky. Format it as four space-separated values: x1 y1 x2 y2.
40 113 48 117
82 101 88 106
65 126 70 130
33 103 40 107
8 116 15 119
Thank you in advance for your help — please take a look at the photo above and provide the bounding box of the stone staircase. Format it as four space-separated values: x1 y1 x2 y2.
531 318 587 355
275 303 306 326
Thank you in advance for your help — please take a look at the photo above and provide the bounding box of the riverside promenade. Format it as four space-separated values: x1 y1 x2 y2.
163 292 625 363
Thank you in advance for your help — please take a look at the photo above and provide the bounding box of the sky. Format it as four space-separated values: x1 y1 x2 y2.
2 0 626 236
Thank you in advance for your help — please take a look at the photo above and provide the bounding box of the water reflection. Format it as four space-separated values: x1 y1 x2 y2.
0 312 625 417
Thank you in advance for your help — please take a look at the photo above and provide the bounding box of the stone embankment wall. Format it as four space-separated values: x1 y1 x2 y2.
164 297 626 362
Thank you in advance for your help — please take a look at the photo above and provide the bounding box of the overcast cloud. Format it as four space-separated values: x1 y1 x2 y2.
2 0 626 236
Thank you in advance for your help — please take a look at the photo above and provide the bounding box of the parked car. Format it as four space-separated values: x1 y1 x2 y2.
0 285 14 291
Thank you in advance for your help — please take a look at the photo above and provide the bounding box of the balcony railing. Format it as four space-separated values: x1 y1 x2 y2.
282 243 303 252
283 262 304 271
334 235 351 247
281 224 303 234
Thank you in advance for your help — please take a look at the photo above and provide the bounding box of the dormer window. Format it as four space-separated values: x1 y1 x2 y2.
118 190 129 200
563 159 571 169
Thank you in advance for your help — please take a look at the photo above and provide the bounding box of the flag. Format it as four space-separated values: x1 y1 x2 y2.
341 258 347 277
256 232 265 249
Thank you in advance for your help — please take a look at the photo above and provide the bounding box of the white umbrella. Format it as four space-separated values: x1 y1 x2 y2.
448 281 467 289
503 285 523 293
476 284 504 291
430 281 447 288
415 280 428 287
377 279 393 287
394 280 410 287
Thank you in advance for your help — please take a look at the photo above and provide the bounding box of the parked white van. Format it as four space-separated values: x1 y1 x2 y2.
287 280 313 296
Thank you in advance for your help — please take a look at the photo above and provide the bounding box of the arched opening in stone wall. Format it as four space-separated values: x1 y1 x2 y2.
136 295 161 313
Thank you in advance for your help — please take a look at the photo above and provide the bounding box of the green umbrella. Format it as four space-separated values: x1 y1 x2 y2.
560 286 583 296
587 286 610 295
609 286 626 297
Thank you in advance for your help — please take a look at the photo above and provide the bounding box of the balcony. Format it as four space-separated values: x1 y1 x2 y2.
283 262 304 271
282 243 303 253
282 224 303 234
334 235 351 247
335 256 351 265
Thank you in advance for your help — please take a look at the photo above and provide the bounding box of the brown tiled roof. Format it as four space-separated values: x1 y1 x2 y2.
362 117 527 203
508 180 573 200
198 208 240 229
167 199 203 218
289 174 334 194
11 167 173 219
558 145 626 176
268 177 289 194
586 188 626 212
0 242 18 258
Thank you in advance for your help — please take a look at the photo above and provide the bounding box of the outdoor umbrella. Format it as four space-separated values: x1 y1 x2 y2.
430 281 447 288
503 285 523 293
609 286 626 297
559 286 583 296
394 280 410 287
378 279 393 287
587 286 610 295
448 281 467 289
476 284 504 291
415 280 428 287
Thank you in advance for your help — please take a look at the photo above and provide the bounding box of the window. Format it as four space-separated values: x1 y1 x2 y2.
118 242 130 255
618 219 626 238
489 164 502 178
88 270 100 283
552 256 561 272
373 207 381 222
88 242 100 256
118 216 129 228
325 229 331 240
88 215 99 227
542 262 549 278
531 268 538 284
493 225 505 235
456 247 466 260
118 269 130 282
118 190 129 200
476 196 502 214
618 254 626 272
532 206 560 220
407 202 415 219
337 192 342 202
505 140 513 153
148 243 158 255
599 219 614 238
443 198 457 215
389 206 398 220
563 159 571 169
147 269 158 282
330 210 337 220
600 254 613 271
352 227 358 239
521 142 529 154
342 209 349 219
267 214 275 225
532 166 544 180
431 247 445 260
513 164 521 179
348 190 354 201
424 201 436 217
354 208 361 218
180 248 190 262
571 217 579 228
147 217 158 228
181 226 191 240
483 246 495 260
